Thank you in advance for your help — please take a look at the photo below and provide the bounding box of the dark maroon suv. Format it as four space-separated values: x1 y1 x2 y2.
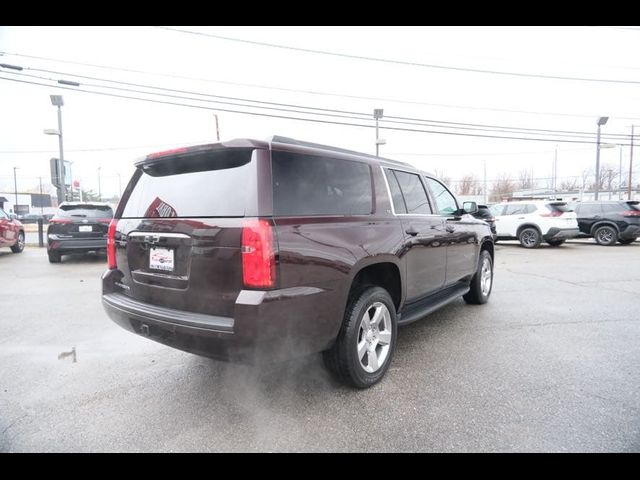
102 137 494 388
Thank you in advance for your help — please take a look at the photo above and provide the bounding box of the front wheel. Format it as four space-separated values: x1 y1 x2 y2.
594 226 617 246
519 227 541 248
323 286 397 389
464 250 493 305
10 231 25 253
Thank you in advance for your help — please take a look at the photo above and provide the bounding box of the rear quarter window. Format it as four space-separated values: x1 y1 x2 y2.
272 151 373 216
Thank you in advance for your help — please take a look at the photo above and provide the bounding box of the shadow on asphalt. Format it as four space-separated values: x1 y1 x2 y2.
56 252 107 265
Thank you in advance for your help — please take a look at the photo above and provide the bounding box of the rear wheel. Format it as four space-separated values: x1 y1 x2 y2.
594 226 617 246
464 250 493 305
546 239 565 247
10 231 25 253
323 286 397 389
48 251 61 263
618 238 636 245
518 227 541 248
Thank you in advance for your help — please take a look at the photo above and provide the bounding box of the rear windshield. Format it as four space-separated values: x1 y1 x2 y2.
121 149 254 218
547 202 572 213
626 201 640 211
57 204 113 218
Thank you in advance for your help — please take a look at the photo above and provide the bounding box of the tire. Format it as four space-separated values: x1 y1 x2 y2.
323 286 397 389
463 250 493 305
48 251 62 263
518 227 541 248
546 239 565 247
10 231 25 253
594 226 618 246
618 238 636 245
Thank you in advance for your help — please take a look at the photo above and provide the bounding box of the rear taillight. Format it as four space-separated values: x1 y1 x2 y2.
242 219 276 289
107 219 117 269
540 210 563 217
623 210 640 217
97 218 112 224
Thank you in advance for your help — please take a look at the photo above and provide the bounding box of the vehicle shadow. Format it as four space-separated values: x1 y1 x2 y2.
57 252 107 264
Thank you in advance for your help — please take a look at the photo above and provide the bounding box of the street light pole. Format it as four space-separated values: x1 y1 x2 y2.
213 114 220 141
630 125 635 200
50 95 66 203
595 116 609 200
13 167 19 213
619 144 623 200
373 109 384 157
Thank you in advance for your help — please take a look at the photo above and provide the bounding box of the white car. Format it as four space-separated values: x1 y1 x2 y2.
490 201 579 248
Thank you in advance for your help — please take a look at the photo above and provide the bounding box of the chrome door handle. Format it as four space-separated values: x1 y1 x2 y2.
405 227 419 236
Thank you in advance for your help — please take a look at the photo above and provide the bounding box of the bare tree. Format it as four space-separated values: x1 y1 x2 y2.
559 178 579 191
456 174 482 196
489 174 515 202
517 169 534 190
434 170 452 188
589 163 619 192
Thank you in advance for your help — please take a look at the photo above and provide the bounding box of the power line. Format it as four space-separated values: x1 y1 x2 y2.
5 51 640 122
3 74 640 147
154 26 640 85
3 67 635 143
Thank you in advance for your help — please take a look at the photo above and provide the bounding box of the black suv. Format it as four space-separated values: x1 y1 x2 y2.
471 204 497 239
47 202 114 263
102 137 494 388
569 200 640 246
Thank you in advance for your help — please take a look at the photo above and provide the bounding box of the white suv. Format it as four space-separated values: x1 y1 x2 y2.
490 201 579 248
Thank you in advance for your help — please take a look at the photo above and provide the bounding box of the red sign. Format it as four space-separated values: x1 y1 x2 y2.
73 180 80 188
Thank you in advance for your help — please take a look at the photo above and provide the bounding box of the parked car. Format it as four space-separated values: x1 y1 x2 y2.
568 200 640 246
0 207 25 253
47 202 114 263
490 200 579 248
18 213 45 224
102 137 495 388
472 204 497 239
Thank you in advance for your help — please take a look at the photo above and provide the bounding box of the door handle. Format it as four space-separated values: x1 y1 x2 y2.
405 227 419 236
445 226 455 233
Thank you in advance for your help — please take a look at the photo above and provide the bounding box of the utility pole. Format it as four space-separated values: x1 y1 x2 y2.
39 176 44 214
553 145 558 193
98 167 102 202
629 125 635 200
619 145 623 200
213 114 220 141
117 173 122 197
13 167 19 213
373 109 385 157
483 158 488 204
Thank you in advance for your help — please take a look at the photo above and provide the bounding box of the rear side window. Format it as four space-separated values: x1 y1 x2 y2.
602 203 624 214
57 204 113 219
385 169 407 214
390 170 432 214
272 152 372 216
121 149 254 218
504 204 528 216
490 204 505 216
576 203 601 215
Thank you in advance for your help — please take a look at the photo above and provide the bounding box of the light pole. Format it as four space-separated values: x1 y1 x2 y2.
594 116 609 200
619 144 624 200
630 125 636 200
373 109 385 157
13 167 19 213
97 167 102 202
213 114 220 141
45 95 66 204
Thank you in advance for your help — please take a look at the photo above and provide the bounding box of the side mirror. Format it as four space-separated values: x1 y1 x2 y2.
463 201 478 214
8 213 18 220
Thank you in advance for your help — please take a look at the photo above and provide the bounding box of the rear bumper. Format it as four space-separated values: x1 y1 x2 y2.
620 225 640 240
543 227 579 241
101 270 339 363
48 237 107 252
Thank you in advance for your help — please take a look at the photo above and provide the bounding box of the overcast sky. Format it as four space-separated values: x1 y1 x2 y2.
1 26 639 198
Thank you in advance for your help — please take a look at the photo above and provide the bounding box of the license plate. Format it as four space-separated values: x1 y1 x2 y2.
149 247 174 271
79 225 92 232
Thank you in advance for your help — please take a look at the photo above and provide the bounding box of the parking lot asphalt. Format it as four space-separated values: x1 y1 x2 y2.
1 240 639 452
